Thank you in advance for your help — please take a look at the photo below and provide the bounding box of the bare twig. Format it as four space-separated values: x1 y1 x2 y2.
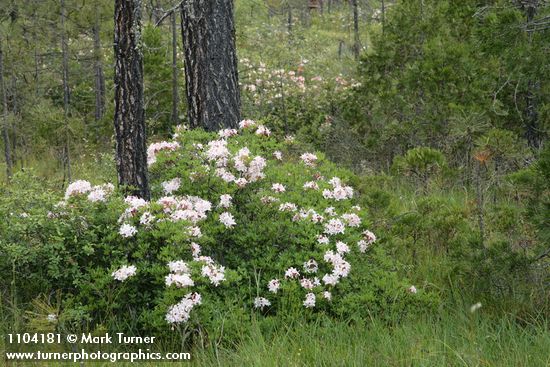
155 0 186 26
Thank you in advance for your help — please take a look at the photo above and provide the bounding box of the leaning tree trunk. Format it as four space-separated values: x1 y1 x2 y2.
114 0 150 200
180 0 241 131
0 41 12 180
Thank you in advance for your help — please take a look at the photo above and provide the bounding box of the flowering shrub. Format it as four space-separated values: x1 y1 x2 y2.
239 58 361 148
0 123 435 341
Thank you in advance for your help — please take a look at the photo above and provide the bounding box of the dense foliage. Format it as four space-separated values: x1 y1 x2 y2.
0 0 548 362
1 124 437 343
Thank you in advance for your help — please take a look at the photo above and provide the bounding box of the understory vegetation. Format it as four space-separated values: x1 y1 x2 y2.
0 0 549 365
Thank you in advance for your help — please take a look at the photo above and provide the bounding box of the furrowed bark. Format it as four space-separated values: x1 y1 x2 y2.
114 0 150 200
180 0 241 131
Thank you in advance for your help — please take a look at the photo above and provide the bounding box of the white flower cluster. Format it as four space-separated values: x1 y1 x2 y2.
272 183 286 193
279 202 297 212
119 223 137 238
200 263 226 286
65 180 92 199
239 119 256 129
218 128 238 138
285 267 300 279
165 292 201 324
219 194 232 208
118 194 214 238
112 265 137 281
165 273 194 288
300 152 318 167
64 180 114 203
161 178 181 194
233 148 267 183
303 293 316 308
268 279 280 293
165 261 194 288
147 141 180 166
303 181 319 190
322 177 354 201
200 124 268 189
219 212 236 228
358 230 377 253
304 259 319 273
341 213 361 227
323 250 351 280
254 297 271 309
255 125 271 137
324 219 346 235
206 139 230 162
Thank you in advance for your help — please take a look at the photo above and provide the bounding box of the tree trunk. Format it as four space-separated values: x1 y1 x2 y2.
287 5 293 34
10 72 17 167
61 0 72 182
114 0 150 200
0 41 12 180
93 9 106 124
352 0 360 59
149 0 162 24
180 0 241 131
171 11 179 126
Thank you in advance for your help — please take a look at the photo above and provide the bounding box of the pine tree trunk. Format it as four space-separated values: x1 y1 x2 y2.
171 11 179 126
114 0 150 200
180 0 241 131
0 41 12 180
10 72 17 167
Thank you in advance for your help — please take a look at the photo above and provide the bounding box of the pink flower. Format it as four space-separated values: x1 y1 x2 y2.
272 183 286 193
268 279 280 293
303 293 316 308
219 212 236 228
285 267 300 279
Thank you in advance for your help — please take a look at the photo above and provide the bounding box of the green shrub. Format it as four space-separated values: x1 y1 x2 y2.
392 147 447 190
1 124 435 344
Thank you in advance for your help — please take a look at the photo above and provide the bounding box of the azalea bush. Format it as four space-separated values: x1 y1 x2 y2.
1 122 436 342
239 58 360 147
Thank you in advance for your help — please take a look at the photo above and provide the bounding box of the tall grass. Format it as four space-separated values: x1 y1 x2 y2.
7 312 546 366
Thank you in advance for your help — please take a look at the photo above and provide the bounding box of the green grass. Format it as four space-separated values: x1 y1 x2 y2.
200 315 550 367
3 312 549 366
